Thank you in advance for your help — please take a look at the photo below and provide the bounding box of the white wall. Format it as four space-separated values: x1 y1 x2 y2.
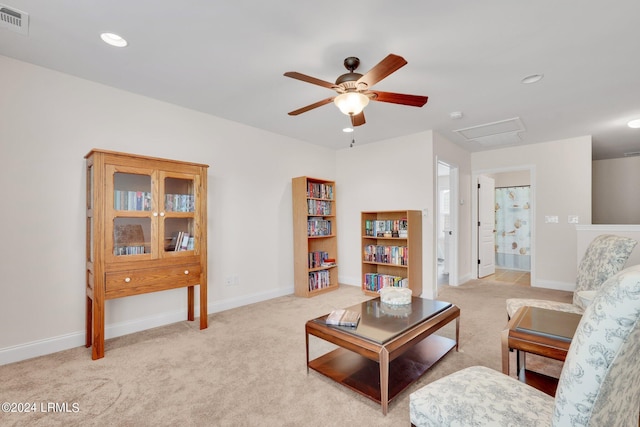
592 157 640 224
335 130 471 299
492 170 531 187
0 55 336 364
433 132 473 285
472 136 592 290
336 131 434 296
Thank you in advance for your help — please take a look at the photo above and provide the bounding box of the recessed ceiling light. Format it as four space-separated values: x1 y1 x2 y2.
628 119 640 128
100 32 128 47
521 74 544 84
343 127 354 133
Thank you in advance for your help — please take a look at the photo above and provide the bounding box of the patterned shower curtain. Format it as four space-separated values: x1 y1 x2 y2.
495 186 531 270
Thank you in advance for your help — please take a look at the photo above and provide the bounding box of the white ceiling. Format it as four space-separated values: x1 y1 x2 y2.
1 1 639 159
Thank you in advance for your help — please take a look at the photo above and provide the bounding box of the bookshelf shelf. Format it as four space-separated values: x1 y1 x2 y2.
292 176 338 297
361 210 422 297
85 149 208 359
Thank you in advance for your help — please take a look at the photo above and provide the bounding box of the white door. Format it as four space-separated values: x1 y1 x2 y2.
478 175 495 278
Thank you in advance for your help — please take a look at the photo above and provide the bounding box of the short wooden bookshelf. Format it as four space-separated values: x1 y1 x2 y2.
361 210 422 297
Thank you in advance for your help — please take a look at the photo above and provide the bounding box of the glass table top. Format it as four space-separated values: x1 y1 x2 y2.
314 297 452 344
514 306 582 342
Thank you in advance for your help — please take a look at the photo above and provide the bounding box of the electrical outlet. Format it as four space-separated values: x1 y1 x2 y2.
568 215 579 224
224 276 233 286
545 215 559 223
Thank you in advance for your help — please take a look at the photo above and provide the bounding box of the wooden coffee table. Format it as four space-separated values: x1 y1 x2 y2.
501 306 581 395
305 297 459 415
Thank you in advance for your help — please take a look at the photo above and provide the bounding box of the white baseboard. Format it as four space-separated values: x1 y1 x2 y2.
0 286 294 366
338 275 360 287
534 280 575 292
454 273 473 286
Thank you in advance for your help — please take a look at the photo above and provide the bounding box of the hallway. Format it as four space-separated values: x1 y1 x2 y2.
485 268 530 286
438 267 530 286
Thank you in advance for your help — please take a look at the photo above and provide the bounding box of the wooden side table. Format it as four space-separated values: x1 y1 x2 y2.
501 306 581 395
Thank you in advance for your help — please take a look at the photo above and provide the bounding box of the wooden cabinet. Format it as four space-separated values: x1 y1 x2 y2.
292 176 338 297
361 210 422 297
85 149 208 359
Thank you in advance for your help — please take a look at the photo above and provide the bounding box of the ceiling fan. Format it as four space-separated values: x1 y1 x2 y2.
284 54 428 127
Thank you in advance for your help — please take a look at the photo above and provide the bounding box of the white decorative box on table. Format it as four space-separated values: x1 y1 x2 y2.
379 286 412 305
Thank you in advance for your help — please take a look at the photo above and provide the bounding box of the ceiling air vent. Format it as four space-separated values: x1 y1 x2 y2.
0 4 29 35
453 117 526 146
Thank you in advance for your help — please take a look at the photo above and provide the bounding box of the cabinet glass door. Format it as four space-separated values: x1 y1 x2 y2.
160 174 196 256
109 169 153 259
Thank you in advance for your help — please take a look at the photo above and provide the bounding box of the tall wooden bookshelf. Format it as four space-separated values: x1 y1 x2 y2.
292 177 338 297
361 210 422 297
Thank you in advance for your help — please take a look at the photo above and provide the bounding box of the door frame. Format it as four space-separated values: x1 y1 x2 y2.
471 165 536 283
435 158 459 289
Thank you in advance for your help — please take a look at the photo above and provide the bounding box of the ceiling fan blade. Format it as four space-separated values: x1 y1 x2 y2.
351 112 365 127
369 90 428 107
288 97 335 116
284 72 338 90
357 54 407 88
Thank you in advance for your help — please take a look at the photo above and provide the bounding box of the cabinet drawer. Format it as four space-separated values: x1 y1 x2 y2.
105 264 202 298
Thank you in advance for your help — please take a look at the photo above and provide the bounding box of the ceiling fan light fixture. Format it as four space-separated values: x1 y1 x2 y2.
334 92 369 116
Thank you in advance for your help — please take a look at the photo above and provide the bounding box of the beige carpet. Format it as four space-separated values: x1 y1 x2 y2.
1 280 572 426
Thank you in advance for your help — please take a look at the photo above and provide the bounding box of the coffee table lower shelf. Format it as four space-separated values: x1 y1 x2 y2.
308 334 456 404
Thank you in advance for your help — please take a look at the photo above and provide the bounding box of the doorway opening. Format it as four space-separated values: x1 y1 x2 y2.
437 160 458 289
473 167 534 286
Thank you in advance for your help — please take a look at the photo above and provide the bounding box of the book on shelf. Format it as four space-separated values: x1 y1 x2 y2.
364 273 408 292
363 244 408 265
307 182 334 200
166 231 191 251
307 199 332 215
165 193 195 212
321 258 336 267
326 309 360 327
179 232 190 251
307 218 332 237
308 270 330 290
367 219 408 237
114 190 152 211
308 251 329 268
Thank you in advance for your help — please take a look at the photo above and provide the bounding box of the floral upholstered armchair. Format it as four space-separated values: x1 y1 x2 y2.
410 263 640 426
506 234 637 318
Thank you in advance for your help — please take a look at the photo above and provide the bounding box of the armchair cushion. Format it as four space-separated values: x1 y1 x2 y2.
573 234 637 309
506 234 637 318
411 264 640 427
553 264 640 426
410 366 554 426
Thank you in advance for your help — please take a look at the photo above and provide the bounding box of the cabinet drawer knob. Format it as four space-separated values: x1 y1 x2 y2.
153 212 158 217
124 277 131 283
160 212 165 217
184 270 189 275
